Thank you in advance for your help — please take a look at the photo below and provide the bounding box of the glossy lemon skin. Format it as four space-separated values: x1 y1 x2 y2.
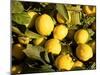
74 29 89 44
76 44 93 61
55 54 74 70
35 14 54 36
45 39 61 55
53 25 68 40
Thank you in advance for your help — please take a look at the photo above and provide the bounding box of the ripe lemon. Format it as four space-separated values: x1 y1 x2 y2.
33 36 45 46
74 29 89 44
76 44 93 61
55 54 74 70
26 11 38 28
73 60 83 68
53 25 68 40
35 14 54 36
83 6 96 15
18 37 30 44
45 39 61 55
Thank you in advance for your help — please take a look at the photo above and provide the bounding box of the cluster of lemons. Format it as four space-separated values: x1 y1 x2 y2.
13 5 95 71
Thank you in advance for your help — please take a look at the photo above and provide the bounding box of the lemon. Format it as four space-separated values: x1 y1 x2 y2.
76 44 93 61
73 60 83 68
74 29 89 44
26 11 38 28
55 54 74 70
45 39 61 54
18 37 30 44
56 13 66 24
35 14 54 36
83 6 96 15
12 44 25 59
11 65 22 74
33 37 45 46
53 25 68 40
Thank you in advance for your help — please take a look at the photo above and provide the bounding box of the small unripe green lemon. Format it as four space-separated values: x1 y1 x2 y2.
45 39 61 55
35 14 54 36
56 13 66 24
73 60 83 68
55 54 74 70
53 25 68 40
33 37 45 46
76 44 93 61
74 29 89 44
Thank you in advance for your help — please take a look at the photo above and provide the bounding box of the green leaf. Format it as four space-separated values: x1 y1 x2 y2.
70 11 81 25
22 64 54 73
87 29 95 36
12 12 31 26
64 5 81 12
40 64 55 72
23 44 46 64
12 1 24 13
56 4 69 21
81 16 96 26
25 29 42 39
44 51 50 63
12 26 24 36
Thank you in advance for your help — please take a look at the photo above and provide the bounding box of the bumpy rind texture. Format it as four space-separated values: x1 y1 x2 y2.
76 44 93 61
45 39 61 55
55 54 74 70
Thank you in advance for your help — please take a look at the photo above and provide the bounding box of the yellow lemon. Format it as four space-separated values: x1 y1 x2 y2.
35 14 54 36
73 60 83 68
55 54 74 70
18 37 30 44
53 25 68 40
12 44 25 59
76 44 93 61
83 6 96 15
26 11 38 28
33 37 45 46
74 29 89 44
45 39 61 54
